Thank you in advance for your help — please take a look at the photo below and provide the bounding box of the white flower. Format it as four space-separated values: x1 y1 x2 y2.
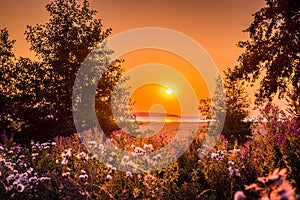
79 174 88 181
89 141 96 148
6 174 15 182
211 152 218 158
61 148 72 158
143 144 153 151
106 175 112 180
228 161 234 166
126 171 133 178
27 167 34 174
32 153 39 158
62 172 70 177
61 158 68 165
17 183 25 192
29 177 38 183
38 177 51 182
76 152 88 161
98 144 104 151
134 147 146 155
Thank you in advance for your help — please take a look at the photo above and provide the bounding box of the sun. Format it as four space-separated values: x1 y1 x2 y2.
164 118 173 123
165 88 173 95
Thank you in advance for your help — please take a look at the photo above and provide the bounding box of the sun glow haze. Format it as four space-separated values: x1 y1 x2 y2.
0 0 266 118
164 118 173 123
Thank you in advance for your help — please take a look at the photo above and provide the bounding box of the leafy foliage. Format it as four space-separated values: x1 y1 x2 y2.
24 0 115 138
231 0 300 116
0 0 132 143
199 71 251 146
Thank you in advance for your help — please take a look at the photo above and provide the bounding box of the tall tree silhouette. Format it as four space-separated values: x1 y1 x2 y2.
0 0 128 143
199 71 251 146
231 0 299 118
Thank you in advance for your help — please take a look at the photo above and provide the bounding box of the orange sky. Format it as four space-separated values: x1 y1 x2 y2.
0 0 266 116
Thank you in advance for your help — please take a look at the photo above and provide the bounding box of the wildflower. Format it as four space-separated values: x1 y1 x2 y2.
5 185 13 192
143 144 153 151
62 172 70 177
41 142 50 149
228 161 240 176
17 183 25 192
98 144 104 151
234 191 246 200
76 152 88 161
228 166 234 175
79 174 88 182
38 177 51 182
61 158 68 165
155 154 162 159
61 148 72 158
89 141 96 148
131 152 137 157
126 171 133 178
211 152 218 159
6 174 15 182
106 174 112 180
108 156 113 162
134 147 146 155
121 155 130 164
29 177 38 183
31 153 39 158
228 161 234 166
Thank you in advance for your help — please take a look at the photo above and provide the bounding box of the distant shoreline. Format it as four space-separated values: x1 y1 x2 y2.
131 112 208 123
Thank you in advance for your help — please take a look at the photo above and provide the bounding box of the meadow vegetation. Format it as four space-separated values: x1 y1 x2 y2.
0 0 299 199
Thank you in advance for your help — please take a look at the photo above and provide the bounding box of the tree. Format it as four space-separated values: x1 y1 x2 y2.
0 28 64 142
231 0 299 118
199 70 251 146
0 28 18 134
222 69 251 145
0 0 136 144
25 0 122 141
